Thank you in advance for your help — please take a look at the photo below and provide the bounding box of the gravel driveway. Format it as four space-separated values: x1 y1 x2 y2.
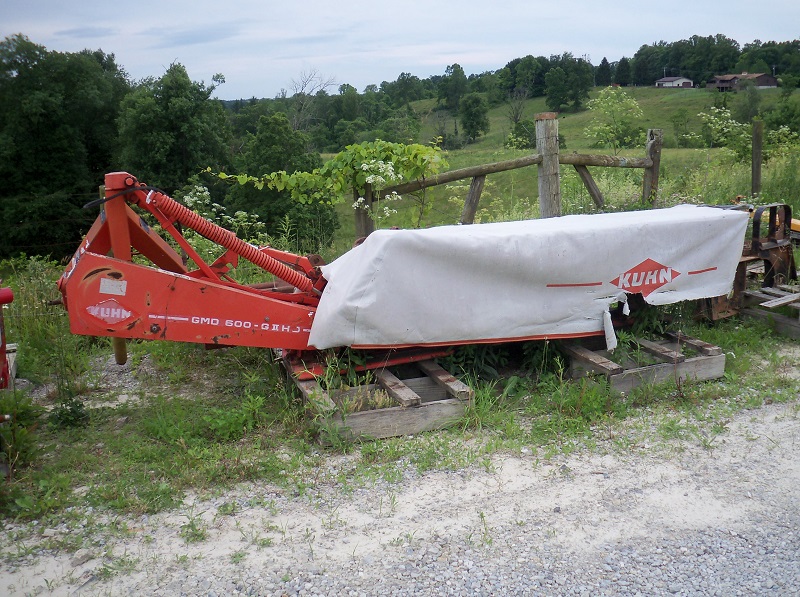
3 393 799 596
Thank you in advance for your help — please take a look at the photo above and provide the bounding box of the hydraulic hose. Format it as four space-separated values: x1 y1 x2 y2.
143 190 315 294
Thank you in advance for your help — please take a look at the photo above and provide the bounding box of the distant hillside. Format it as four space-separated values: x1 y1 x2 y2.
414 86 786 153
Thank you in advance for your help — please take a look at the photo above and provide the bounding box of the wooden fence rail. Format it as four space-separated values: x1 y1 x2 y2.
355 114 663 237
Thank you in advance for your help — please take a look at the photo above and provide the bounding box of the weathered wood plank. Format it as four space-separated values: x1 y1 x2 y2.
759 292 800 308
380 155 543 197
319 398 466 443
416 360 473 402
402 377 447 402
2 343 17 389
609 354 726 395
562 344 623 375
637 338 685 363
573 165 604 209
559 154 652 169
460 175 486 225
295 379 336 413
663 332 722 356
759 286 789 298
376 368 421 407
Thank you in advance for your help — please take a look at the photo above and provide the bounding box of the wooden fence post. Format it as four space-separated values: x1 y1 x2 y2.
460 175 486 224
752 120 763 199
354 183 375 239
642 129 663 205
535 112 561 218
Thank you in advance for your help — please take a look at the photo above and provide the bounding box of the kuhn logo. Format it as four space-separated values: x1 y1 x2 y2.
86 299 134 325
611 258 680 297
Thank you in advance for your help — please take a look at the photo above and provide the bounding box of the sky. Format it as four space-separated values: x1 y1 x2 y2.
2 1 799 100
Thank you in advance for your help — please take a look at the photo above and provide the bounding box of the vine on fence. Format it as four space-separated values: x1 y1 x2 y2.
208 140 447 208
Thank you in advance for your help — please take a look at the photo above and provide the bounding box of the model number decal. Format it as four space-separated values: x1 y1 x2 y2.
187 316 306 333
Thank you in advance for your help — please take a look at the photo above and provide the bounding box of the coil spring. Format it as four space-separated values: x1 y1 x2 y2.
149 191 315 293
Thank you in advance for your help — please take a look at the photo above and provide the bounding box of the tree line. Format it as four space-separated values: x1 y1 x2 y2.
1 32 799 258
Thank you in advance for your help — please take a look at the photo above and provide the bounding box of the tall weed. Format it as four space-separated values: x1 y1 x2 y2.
1 256 95 393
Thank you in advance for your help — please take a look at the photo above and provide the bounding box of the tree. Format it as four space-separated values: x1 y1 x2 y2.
545 67 569 111
287 69 335 131
0 34 131 257
670 108 693 147
732 80 762 123
226 113 337 250
778 74 799 102
506 89 528 125
438 64 468 112
116 63 230 194
459 93 490 142
614 57 631 86
596 57 613 87
632 42 669 86
391 72 424 107
515 55 542 95
584 86 644 154
567 58 594 110
469 71 503 105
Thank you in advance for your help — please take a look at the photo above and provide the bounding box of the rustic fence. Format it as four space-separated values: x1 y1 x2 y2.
354 113 664 237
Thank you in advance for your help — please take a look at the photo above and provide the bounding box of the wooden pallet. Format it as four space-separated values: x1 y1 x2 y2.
561 332 725 394
294 359 473 442
742 285 800 340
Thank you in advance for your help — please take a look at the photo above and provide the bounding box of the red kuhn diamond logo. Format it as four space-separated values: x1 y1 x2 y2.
86 299 135 325
611 258 680 297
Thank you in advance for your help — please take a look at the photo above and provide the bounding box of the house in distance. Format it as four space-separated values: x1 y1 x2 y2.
655 76 694 88
707 73 778 91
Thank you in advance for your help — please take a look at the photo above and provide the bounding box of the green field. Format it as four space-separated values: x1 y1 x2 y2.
328 86 797 257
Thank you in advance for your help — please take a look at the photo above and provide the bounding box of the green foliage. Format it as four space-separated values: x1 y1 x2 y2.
596 58 613 87
633 34 741 86
528 376 618 437
614 57 631 86
0 256 94 385
202 391 266 442
224 113 338 251
117 63 230 194
0 391 44 474
585 87 645 154
505 118 536 150
440 344 510 381
699 106 800 162
214 139 446 215
459 93 490 142
0 34 129 258
732 80 762 123
545 67 569 111
765 94 800 134
48 395 89 428
438 64 468 112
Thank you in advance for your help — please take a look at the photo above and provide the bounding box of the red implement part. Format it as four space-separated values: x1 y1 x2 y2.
58 173 323 351
280 346 456 381
0 285 13 389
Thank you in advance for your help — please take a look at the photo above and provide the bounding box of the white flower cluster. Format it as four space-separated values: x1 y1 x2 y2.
360 160 400 188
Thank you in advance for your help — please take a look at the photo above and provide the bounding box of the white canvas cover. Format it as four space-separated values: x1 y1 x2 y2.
308 205 749 350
